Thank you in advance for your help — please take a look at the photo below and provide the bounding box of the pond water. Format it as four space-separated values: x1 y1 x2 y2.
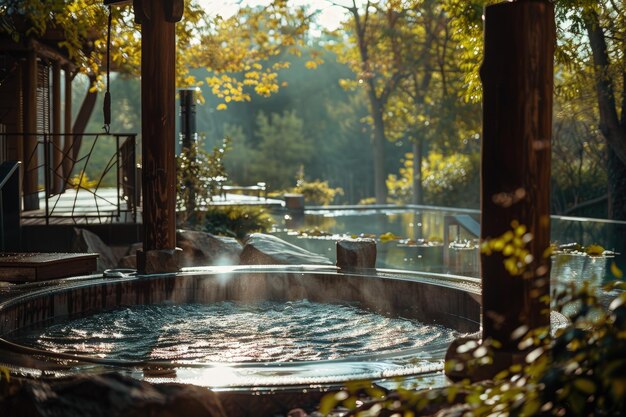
271 207 626 288
8 300 456 365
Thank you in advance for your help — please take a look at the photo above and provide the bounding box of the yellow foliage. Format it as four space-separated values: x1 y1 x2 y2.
481 221 535 276
379 232 402 243
68 171 98 190
611 262 624 279
585 244 605 256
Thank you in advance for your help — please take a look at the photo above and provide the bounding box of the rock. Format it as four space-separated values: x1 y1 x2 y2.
336 238 377 269
137 248 182 274
284 193 305 211
176 230 242 267
118 242 142 269
118 255 137 269
71 228 118 272
0 373 227 417
118 231 242 270
240 233 332 265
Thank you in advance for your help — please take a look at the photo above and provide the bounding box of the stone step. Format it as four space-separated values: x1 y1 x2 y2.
0 252 99 283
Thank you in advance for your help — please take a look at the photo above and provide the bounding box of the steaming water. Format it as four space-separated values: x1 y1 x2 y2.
10 300 456 363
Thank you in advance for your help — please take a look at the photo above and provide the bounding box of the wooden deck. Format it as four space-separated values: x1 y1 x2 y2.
0 252 99 282
20 187 284 226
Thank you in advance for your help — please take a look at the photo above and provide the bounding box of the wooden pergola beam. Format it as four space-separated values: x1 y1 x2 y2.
480 0 554 350
133 0 184 273
447 0 555 379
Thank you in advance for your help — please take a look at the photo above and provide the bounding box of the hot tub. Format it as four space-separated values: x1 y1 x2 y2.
0 265 480 390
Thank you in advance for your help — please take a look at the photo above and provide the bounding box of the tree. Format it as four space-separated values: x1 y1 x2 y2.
444 0 626 219
0 0 314 124
574 2 626 219
188 0 319 109
551 92 607 217
329 0 415 204
329 0 480 205
248 110 313 190
385 0 481 205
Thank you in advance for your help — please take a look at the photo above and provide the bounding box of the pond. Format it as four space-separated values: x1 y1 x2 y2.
271 206 626 290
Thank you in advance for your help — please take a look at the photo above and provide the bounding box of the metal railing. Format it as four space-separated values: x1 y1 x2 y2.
0 160 20 250
0 132 139 225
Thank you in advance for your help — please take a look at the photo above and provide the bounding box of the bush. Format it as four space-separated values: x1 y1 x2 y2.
176 137 230 225
201 205 273 239
357 197 377 205
387 151 479 208
294 178 344 206
319 280 626 416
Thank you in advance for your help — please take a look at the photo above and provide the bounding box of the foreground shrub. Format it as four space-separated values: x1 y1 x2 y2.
320 280 626 416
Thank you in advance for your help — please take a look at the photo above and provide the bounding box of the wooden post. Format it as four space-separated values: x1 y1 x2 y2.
62 67 73 185
445 0 555 381
22 50 39 211
480 0 554 350
135 0 183 273
52 61 63 194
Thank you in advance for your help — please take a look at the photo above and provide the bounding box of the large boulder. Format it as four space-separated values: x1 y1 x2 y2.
117 231 242 270
176 230 242 267
71 228 118 272
240 233 332 265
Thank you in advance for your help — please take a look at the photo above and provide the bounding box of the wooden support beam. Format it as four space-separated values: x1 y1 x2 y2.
52 61 63 194
137 0 183 272
480 0 554 349
22 50 39 211
445 0 555 381
62 67 73 184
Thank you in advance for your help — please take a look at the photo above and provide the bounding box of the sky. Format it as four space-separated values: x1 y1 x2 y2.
195 0 352 31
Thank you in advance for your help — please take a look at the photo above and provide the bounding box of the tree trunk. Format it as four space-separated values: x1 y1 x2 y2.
607 146 626 220
69 73 98 169
370 98 388 204
351 2 389 205
412 137 423 205
584 11 626 219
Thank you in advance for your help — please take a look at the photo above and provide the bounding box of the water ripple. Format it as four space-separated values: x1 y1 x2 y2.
11 300 456 363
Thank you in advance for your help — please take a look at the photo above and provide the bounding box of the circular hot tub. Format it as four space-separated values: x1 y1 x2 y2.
0 265 480 389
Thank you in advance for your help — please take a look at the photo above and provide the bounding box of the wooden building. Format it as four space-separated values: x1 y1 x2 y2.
0 30 76 211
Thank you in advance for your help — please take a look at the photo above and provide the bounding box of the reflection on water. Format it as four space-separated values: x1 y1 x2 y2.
10 300 456 364
272 208 626 285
